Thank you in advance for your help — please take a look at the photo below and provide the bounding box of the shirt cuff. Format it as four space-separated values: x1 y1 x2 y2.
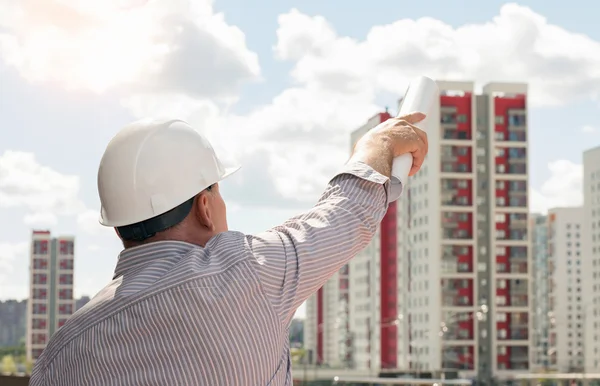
336 161 392 204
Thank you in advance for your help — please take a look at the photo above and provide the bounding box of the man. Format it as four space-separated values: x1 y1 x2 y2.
30 113 428 385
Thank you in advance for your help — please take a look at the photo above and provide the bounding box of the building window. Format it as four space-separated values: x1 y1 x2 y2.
59 259 74 270
32 288 47 300
31 318 47 330
33 274 48 285
31 333 47 345
59 274 73 285
58 304 73 315
32 303 47 315
32 258 48 270
59 289 73 300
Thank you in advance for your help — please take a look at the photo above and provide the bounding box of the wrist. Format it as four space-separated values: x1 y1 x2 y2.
350 133 394 177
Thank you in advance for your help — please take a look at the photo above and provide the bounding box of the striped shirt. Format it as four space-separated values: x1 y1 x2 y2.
29 161 390 385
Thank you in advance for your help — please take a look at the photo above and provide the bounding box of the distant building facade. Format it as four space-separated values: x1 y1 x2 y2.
26 230 75 361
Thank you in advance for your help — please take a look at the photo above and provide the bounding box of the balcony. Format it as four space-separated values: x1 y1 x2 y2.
32 240 49 255
32 288 48 300
59 259 74 270
442 212 472 240
495 228 527 241
496 180 528 208
32 303 47 315
32 258 48 270
495 148 527 175
441 326 474 341
495 163 526 174
441 311 474 341
31 333 47 345
441 246 473 274
508 109 527 130
509 347 529 367
441 257 472 274
59 274 73 285
507 213 527 226
32 274 48 285
497 259 527 274
440 145 472 173
31 318 47 330
59 304 73 315
443 130 471 140
495 130 527 142
509 246 527 259
59 240 75 255
441 279 473 307
442 346 474 370
502 246 528 275
498 312 529 340
441 108 458 125
509 327 529 340
441 179 472 206
497 279 529 307
498 346 529 370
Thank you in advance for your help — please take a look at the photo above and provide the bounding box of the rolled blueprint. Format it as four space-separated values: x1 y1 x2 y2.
388 76 439 202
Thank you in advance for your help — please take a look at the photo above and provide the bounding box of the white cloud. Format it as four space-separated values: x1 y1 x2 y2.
274 4 600 107
77 209 113 236
4 3 600 206
206 3 600 200
530 159 583 214
0 150 85 216
0 242 27 272
582 125 598 133
0 0 260 97
0 241 29 299
0 150 115 238
23 212 58 227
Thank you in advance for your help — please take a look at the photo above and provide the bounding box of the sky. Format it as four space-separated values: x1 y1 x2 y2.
0 0 598 320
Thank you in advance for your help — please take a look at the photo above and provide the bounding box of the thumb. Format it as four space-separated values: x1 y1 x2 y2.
397 112 426 125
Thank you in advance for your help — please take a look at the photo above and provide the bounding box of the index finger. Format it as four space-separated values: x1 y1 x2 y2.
412 126 428 156
397 112 426 125
408 129 428 176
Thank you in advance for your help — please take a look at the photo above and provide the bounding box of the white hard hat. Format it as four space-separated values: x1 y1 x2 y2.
97 118 239 231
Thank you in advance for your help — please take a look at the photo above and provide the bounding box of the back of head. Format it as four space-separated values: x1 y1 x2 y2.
97 118 239 242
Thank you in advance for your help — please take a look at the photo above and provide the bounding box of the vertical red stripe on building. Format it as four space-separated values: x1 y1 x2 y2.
380 201 398 368
374 111 397 369
316 287 324 364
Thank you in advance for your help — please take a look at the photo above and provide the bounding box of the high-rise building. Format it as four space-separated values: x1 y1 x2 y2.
0 300 27 347
583 146 600 372
531 213 550 371
533 208 584 372
26 230 75 362
304 81 530 380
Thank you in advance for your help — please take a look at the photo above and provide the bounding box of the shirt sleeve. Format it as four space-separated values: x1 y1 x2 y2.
29 362 48 385
247 161 391 325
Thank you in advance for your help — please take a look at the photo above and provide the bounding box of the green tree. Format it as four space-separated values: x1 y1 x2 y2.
1 355 17 374
25 358 33 374
0 343 25 358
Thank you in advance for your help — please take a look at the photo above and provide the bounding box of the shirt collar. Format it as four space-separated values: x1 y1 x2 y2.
113 240 197 279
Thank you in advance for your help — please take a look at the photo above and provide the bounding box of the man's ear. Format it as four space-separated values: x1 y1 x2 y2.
194 193 215 231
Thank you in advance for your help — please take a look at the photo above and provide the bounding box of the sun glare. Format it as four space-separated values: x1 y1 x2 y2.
7 0 164 93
